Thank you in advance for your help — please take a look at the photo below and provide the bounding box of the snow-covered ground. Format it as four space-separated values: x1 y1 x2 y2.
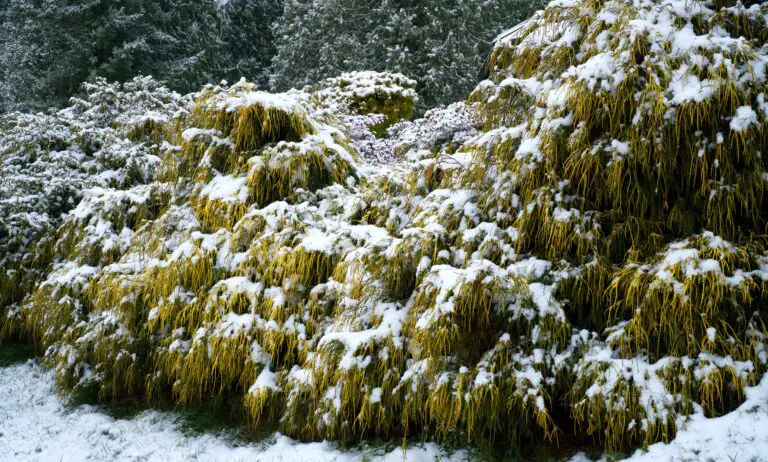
2 356 768 461
0 360 470 462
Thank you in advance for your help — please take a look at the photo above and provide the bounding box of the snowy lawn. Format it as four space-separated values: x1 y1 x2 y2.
0 357 471 462
2 349 768 461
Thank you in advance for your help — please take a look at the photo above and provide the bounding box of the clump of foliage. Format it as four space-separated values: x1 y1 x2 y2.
313 71 418 136
0 76 184 338
469 0 768 450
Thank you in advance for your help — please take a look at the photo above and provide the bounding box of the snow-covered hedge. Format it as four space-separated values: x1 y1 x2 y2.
2 1 768 456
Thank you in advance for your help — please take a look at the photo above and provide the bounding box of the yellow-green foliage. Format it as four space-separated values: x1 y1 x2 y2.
23 284 85 350
314 71 418 135
160 130 236 183
247 134 355 207
168 81 358 234
54 186 170 267
358 170 420 234
468 0 768 450
394 262 564 443
126 118 171 145
190 79 314 152
192 196 250 233
607 233 768 359
0 266 44 340
0 233 56 339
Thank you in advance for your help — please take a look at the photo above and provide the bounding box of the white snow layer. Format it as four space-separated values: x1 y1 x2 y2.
0 361 470 462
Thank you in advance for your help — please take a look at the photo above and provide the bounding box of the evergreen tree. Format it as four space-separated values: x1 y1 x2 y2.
270 0 541 108
0 0 7 113
217 0 283 87
0 0 223 111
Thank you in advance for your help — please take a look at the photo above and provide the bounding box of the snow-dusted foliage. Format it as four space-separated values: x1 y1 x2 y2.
1 0 525 114
3 69 549 448
469 0 768 450
349 102 479 165
0 77 186 332
3 0 768 457
270 0 541 108
308 71 475 165
0 0 223 111
313 71 417 131
216 0 284 87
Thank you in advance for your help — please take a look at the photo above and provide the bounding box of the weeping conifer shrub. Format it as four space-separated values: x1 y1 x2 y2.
0 67 570 451
22 77 362 404
469 0 768 450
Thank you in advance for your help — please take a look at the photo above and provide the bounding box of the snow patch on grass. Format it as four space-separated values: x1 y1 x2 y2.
0 360 471 461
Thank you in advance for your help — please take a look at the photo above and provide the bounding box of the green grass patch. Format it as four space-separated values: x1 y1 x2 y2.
0 343 36 367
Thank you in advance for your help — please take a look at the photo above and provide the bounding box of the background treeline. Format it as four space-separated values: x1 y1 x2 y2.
0 0 539 113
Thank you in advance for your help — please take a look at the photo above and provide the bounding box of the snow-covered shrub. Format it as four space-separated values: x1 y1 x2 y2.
169 78 357 231
64 76 189 143
347 101 478 165
0 77 186 338
3 1 768 455
470 0 768 450
0 67 565 449
313 71 417 135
